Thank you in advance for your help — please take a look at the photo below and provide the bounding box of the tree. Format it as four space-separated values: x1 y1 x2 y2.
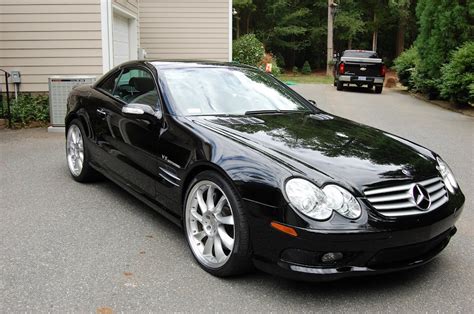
389 0 412 57
414 0 472 94
234 0 257 38
334 0 366 49
255 0 312 67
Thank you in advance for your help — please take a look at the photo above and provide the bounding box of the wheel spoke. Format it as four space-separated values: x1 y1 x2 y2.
213 235 226 262
193 231 206 241
72 127 79 143
77 158 83 171
196 190 207 213
214 196 227 214
218 226 234 250
203 236 214 256
206 185 215 211
191 209 203 222
216 214 234 225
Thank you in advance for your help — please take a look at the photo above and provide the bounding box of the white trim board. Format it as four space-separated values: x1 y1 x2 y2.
100 0 112 73
228 0 232 61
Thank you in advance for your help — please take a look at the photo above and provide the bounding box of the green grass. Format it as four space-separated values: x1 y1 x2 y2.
276 73 333 85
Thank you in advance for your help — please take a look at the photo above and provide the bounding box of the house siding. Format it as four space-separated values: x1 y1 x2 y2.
139 0 230 61
0 0 231 92
0 0 103 92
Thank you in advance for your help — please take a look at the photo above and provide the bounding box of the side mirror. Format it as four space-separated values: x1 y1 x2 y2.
122 103 162 119
308 99 317 107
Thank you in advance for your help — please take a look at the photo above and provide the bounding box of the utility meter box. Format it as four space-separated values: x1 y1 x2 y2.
48 76 96 127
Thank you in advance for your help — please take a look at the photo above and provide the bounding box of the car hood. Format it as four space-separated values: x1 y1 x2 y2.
192 112 437 191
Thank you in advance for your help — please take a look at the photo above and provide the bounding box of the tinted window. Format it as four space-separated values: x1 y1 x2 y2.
97 70 121 94
159 67 311 116
343 51 379 58
113 68 159 107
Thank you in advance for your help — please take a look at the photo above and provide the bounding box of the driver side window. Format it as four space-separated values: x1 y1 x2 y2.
113 68 159 107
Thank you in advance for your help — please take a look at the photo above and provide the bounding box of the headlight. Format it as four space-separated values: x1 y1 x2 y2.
323 185 362 219
436 157 458 193
285 178 361 220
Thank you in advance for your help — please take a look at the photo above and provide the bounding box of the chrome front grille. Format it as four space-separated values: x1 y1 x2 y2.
364 177 448 217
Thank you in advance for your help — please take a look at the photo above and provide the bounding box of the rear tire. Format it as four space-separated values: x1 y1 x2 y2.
375 85 383 94
183 170 253 277
333 80 337 87
66 119 101 182
336 81 344 91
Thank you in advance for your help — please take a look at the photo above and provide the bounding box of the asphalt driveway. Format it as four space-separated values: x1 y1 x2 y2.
1 85 473 312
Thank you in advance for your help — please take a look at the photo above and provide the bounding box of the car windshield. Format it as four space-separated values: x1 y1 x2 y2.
159 67 312 116
343 51 378 58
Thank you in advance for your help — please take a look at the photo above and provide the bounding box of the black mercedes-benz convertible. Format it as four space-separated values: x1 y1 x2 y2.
65 60 465 281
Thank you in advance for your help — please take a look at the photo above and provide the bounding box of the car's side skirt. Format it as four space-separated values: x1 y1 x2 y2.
89 161 182 227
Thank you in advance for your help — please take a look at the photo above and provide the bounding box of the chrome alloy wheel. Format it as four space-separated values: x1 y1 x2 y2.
66 124 84 177
185 180 235 268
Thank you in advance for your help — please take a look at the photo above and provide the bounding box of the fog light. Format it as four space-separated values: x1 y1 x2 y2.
321 252 343 264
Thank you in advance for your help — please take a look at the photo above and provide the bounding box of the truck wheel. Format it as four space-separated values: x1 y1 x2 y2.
336 81 344 91
333 80 337 87
375 85 383 94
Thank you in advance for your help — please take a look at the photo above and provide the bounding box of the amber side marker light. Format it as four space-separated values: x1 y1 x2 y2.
270 222 298 237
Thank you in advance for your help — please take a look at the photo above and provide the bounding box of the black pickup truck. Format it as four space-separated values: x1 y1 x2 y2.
333 50 386 93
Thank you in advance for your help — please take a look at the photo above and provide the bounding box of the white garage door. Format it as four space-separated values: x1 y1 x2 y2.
113 14 130 66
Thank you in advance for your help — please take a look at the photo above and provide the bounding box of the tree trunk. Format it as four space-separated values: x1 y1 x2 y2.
395 15 406 56
246 14 251 34
236 17 240 39
326 0 334 75
372 12 378 51
348 38 352 50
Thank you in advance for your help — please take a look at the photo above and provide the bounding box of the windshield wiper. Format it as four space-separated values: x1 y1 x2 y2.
244 109 307 115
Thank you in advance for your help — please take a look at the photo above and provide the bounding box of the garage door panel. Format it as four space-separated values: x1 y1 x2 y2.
113 13 130 66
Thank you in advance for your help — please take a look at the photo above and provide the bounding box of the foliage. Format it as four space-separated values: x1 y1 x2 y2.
414 0 472 95
235 0 420 69
301 61 312 75
232 34 265 66
393 46 419 89
274 52 286 68
271 59 282 75
259 53 281 75
439 42 474 105
233 0 256 35
10 94 49 127
292 66 299 74
334 0 366 49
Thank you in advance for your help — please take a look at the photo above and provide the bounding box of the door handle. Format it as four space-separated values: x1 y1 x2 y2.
97 108 107 117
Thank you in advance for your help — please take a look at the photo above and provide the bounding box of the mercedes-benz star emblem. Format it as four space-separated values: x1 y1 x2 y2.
410 184 431 210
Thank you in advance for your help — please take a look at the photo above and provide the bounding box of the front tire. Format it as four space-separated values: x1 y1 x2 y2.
375 85 383 94
66 119 101 182
184 171 252 277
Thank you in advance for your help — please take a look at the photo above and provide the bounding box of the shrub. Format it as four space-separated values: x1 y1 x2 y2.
301 61 312 75
440 41 474 105
232 34 265 67
414 0 471 95
258 53 281 75
292 66 299 74
10 94 49 127
393 46 419 89
271 59 281 75
274 53 286 69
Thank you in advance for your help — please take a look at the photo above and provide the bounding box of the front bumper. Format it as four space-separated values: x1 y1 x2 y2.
246 201 463 281
339 75 384 85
